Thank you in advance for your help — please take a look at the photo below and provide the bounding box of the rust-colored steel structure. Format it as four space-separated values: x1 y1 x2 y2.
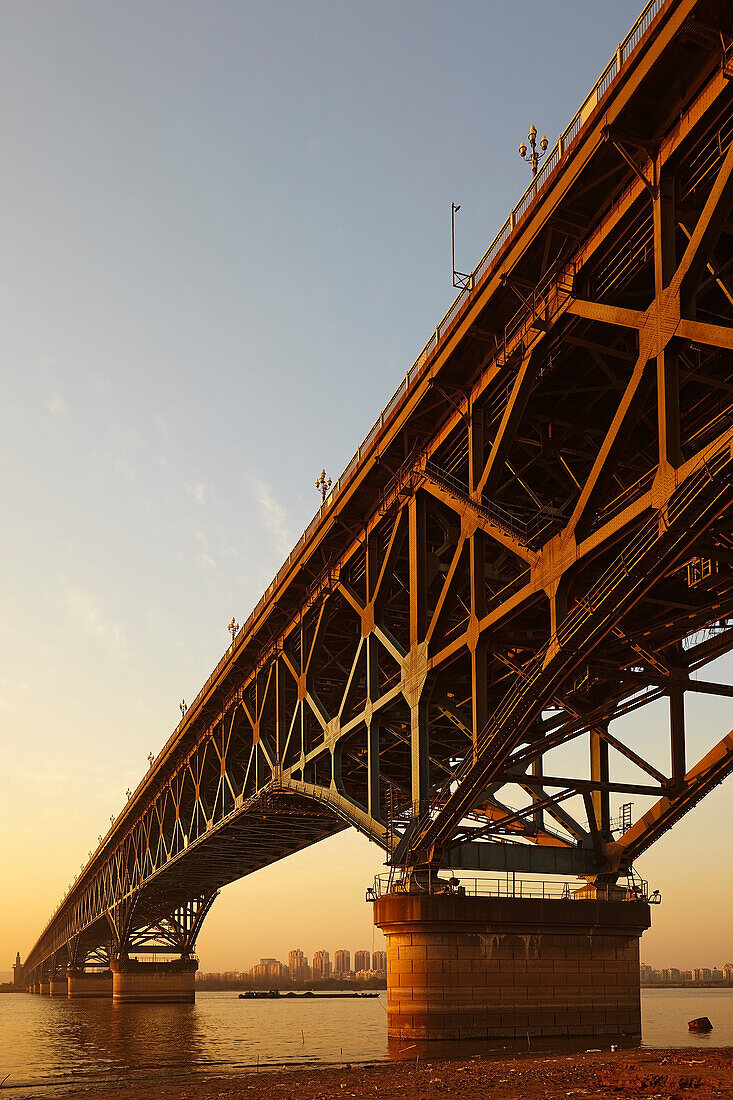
25 0 733 985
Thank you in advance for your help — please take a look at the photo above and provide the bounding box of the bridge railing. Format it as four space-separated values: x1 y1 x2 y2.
368 872 648 903
36 0 670 943
172 0 667 740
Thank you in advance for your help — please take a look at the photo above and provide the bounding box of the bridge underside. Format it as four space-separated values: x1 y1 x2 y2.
25 0 733 986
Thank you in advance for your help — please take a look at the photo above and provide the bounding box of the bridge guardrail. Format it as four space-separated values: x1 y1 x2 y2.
367 871 650 903
170 0 666 756
40 0 670 940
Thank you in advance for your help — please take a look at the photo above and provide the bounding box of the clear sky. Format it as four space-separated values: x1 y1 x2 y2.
2 0 731 976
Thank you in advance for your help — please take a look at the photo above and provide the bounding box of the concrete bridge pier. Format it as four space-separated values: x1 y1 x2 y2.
48 975 68 996
375 891 651 1041
111 958 198 1003
67 968 113 999
39 979 50 995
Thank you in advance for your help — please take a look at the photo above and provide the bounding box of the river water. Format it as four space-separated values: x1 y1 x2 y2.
2 988 732 1097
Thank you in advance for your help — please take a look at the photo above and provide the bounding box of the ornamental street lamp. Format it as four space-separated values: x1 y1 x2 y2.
519 123 549 178
125 788 131 800
180 698 187 717
316 469 332 503
147 752 154 768
228 617 239 644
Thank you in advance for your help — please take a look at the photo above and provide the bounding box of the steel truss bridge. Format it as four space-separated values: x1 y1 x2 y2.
25 0 733 985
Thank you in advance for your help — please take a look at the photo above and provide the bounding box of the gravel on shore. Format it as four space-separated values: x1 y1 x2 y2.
50 1047 733 1100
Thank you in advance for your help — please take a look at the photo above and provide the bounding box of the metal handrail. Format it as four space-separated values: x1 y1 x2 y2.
35 0 670 949
423 460 559 545
159 0 667 767
368 871 647 902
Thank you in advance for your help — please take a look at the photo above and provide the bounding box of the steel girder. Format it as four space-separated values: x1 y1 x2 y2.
25 0 733 980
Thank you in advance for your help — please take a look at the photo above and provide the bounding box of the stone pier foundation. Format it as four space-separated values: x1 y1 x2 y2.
39 979 50 995
49 976 68 996
374 892 651 1041
67 969 113 999
111 958 198 1003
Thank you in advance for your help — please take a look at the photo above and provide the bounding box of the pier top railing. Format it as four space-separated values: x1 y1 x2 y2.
367 871 655 903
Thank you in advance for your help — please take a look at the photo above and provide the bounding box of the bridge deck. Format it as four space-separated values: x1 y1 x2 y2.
25 0 733 980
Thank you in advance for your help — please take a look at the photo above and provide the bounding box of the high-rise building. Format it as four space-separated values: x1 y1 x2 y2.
354 950 370 972
724 963 733 981
334 949 351 975
249 958 289 983
372 951 387 973
312 950 331 979
289 949 310 981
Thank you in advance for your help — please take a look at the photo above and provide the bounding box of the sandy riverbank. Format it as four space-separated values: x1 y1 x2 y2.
50 1048 733 1099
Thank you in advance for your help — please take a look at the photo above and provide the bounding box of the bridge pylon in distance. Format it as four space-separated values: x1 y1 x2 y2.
22 0 733 1038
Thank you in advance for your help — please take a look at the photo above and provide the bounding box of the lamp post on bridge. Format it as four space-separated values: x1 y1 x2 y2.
519 123 548 178
228 618 239 646
316 469 332 503
147 752 154 768
179 699 187 717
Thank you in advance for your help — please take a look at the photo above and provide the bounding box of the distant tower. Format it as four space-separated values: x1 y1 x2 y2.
355 949 371 973
13 952 24 990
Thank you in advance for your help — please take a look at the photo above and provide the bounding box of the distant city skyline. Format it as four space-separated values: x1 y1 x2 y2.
198 945 387 979
197 945 387 986
641 962 733 986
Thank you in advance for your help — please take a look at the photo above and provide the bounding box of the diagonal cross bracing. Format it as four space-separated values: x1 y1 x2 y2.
24 0 733 981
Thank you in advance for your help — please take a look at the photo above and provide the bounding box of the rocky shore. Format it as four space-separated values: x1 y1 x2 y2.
52 1048 733 1099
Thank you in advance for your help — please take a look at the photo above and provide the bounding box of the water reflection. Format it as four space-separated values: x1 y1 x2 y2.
2 988 732 1097
1 992 388 1095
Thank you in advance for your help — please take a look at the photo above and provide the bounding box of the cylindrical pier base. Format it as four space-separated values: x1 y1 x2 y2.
39 979 50 995
67 969 113 999
111 958 198 1003
49 976 68 997
375 892 651 1041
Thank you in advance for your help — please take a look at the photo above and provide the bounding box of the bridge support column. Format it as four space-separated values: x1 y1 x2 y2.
111 958 198 1003
67 969 113 999
39 979 50 995
48 975 68 997
375 892 651 1041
